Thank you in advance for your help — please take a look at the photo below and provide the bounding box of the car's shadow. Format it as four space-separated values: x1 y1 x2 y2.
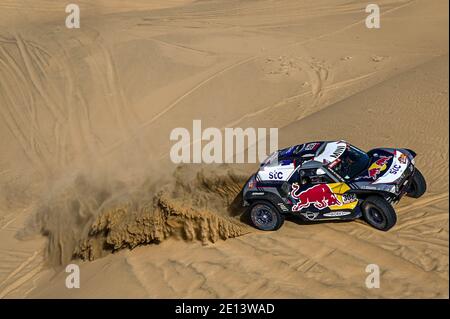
285 214 357 226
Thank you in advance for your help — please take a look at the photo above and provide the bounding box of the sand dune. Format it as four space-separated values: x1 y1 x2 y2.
0 0 448 298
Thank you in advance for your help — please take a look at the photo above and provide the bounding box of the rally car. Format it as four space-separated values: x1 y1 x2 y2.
242 141 426 231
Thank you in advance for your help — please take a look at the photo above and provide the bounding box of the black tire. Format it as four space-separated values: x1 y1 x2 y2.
406 168 427 198
248 201 285 231
361 196 397 231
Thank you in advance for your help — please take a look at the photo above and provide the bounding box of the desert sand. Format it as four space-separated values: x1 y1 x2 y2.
0 0 448 298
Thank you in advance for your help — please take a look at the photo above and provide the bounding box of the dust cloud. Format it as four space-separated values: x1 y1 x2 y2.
17 165 252 266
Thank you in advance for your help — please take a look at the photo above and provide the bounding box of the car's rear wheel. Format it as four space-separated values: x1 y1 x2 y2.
406 168 427 198
249 201 284 231
361 196 397 231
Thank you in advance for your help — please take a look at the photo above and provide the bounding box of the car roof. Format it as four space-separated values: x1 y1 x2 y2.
313 140 348 164
276 140 347 163
257 141 350 182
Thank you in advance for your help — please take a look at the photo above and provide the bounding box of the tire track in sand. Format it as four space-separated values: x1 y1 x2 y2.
102 0 415 158
394 192 449 231
13 33 66 123
0 44 51 170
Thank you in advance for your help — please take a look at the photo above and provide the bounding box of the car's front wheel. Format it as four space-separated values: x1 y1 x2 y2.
406 168 427 198
361 196 397 231
249 201 284 231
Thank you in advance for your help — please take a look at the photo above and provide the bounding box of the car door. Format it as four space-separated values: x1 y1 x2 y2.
288 168 357 216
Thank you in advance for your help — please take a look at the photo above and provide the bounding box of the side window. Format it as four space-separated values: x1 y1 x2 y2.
299 168 333 185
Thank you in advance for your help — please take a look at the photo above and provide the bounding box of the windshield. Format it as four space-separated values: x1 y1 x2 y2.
331 146 369 180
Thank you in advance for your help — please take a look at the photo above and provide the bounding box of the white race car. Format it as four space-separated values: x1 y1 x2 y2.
242 141 426 231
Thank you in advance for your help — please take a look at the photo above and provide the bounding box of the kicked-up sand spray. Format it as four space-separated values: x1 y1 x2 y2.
17 165 253 266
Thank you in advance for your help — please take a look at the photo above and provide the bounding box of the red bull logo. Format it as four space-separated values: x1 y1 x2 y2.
367 156 391 179
290 183 342 211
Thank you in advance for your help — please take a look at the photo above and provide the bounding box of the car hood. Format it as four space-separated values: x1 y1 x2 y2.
353 148 413 184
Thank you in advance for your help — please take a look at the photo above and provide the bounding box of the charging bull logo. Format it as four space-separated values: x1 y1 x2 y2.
368 156 391 179
290 183 342 211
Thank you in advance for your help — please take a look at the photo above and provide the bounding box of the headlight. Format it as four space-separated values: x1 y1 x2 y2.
389 184 400 194
389 185 398 194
